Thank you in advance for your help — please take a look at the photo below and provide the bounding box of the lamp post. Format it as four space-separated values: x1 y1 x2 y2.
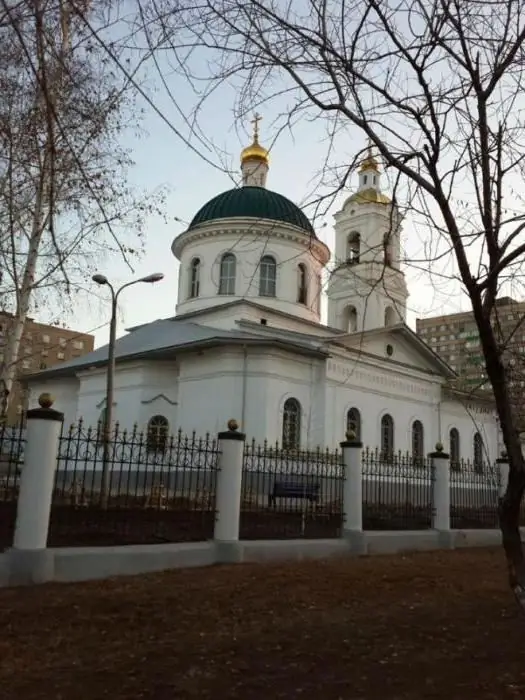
92 272 164 507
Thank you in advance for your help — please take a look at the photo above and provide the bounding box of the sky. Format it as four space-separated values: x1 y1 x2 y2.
55 21 479 350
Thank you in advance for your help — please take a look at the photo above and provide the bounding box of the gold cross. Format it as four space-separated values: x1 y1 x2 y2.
251 112 262 142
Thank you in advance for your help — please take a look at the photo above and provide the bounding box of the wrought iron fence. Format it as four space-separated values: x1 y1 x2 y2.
0 422 25 550
362 448 434 530
450 460 499 529
48 421 219 546
239 441 343 539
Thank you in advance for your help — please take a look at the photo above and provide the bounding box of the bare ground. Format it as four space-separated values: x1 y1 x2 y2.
0 547 524 699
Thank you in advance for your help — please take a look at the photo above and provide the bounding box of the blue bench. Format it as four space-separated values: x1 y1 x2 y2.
268 479 320 506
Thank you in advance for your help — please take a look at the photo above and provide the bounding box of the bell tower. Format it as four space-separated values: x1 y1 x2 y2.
326 144 408 332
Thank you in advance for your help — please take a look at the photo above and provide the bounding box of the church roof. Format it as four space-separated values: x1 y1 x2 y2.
188 186 316 237
24 318 328 382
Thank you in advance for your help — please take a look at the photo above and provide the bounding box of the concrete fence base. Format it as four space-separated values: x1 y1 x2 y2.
0 528 512 587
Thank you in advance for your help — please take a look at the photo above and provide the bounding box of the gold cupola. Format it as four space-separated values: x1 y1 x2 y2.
241 113 269 165
359 141 379 172
241 114 270 188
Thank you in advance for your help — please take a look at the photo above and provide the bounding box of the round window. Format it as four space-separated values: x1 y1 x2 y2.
386 344 394 357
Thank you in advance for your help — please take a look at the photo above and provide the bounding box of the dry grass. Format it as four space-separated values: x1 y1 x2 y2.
0 548 524 699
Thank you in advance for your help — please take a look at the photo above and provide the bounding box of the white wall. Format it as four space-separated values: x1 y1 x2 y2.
181 301 339 338
441 399 498 464
172 218 329 324
27 378 79 423
25 342 500 465
324 351 442 451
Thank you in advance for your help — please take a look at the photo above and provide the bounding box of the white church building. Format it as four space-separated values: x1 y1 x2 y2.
26 124 499 465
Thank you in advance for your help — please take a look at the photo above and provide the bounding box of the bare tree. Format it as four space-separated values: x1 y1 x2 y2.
0 0 162 419
146 0 525 604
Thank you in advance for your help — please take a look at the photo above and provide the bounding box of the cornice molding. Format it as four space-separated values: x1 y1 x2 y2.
172 218 330 264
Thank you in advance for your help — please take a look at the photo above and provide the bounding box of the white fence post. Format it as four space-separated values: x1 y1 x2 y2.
496 451 509 500
340 431 363 534
214 419 245 542
10 393 63 584
430 443 450 531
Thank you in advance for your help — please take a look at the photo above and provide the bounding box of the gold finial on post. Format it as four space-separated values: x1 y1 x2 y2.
38 392 54 409
251 112 262 143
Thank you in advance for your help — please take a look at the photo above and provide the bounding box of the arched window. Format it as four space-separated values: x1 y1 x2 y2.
97 407 107 442
259 255 277 297
450 428 460 471
147 415 169 453
347 232 360 264
343 305 358 333
282 398 301 450
384 306 396 327
412 420 424 466
381 414 394 462
473 432 484 472
297 263 308 305
188 257 201 298
346 408 361 440
218 253 236 295
383 232 393 266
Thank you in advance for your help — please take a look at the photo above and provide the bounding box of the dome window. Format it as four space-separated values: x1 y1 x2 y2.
259 255 277 297
218 253 237 295
188 257 201 299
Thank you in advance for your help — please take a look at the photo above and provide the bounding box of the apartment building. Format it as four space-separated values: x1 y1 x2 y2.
0 312 94 424
416 296 525 417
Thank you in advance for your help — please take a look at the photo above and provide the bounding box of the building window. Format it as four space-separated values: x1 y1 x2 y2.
39 362 47 369
297 264 308 305
381 414 394 461
383 232 393 266
259 255 277 297
473 432 484 472
147 415 169 453
97 408 107 442
411 420 424 466
346 407 361 440
22 359 30 370
347 232 360 264
282 398 301 450
189 257 201 298
384 306 396 327
57 351 65 360
59 337 66 347
343 306 358 333
218 253 236 295
450 428 460 471
42 334 50 344
73 340 84 350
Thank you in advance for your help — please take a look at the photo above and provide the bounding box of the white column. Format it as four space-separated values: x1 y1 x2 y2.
340 434 363 533
430 445 450 531
497 452 509 500
214 419 245 542
13 394 63 550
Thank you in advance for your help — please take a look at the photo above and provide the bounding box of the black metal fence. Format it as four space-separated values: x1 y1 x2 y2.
362 448 434 530
239 441 344 539
0 418 517 549
47 421 219 547
0 422 25 549
450 460 499 529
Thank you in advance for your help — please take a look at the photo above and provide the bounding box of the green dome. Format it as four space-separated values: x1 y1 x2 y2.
188 186 316 236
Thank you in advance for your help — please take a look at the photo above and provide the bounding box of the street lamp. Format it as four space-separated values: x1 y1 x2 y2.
92 272 164 507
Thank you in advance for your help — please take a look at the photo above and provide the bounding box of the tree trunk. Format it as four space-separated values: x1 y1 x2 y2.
0 178 46 420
